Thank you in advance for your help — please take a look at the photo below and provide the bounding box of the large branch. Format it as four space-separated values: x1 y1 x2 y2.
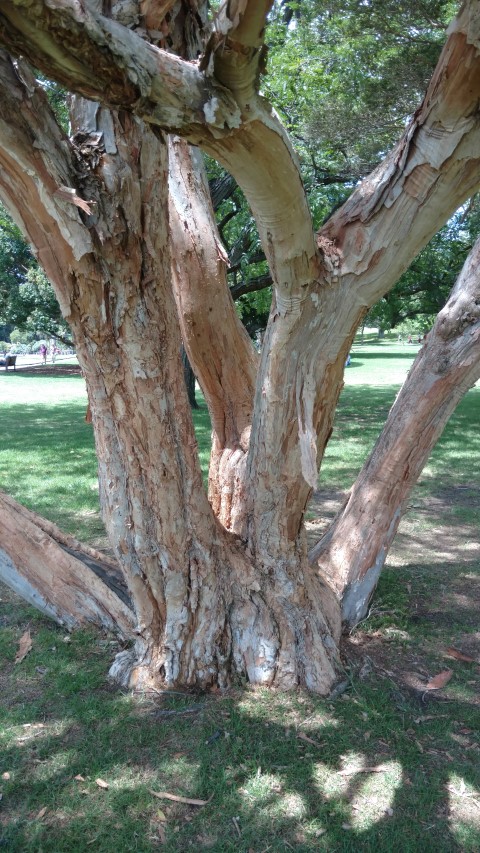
168 136 258 527
0 491 135 636
215 0 273 47
0 0 242 136
310 233 480 627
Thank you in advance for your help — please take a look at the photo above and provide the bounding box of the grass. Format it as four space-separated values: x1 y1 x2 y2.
1 347 479 851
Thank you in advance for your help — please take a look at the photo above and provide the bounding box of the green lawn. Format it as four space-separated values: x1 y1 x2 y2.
0 348 479 852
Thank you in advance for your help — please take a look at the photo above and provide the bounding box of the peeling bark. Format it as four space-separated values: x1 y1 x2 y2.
0 43 341 694
168 137 257 529
0 492 135 635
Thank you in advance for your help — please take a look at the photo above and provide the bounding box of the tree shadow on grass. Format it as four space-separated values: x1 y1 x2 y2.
353 350 421 359
1 589 480 853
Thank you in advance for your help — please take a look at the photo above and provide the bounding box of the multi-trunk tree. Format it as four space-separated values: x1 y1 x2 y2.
0 0 479 695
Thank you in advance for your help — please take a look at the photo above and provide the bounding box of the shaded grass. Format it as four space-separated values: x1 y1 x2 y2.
1 601 479 852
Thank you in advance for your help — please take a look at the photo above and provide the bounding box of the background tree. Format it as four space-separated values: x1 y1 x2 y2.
0 205 73 346
0 0 479 696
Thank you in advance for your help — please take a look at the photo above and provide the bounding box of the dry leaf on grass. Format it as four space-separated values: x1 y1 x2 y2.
297 732 321 747
425 669 453 690
95 778 109 789
74 775 86 782
15 629 32 664
149 789 210 806
445 647 476 663
35 807 47 820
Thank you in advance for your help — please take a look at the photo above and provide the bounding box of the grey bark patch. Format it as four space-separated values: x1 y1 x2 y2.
0 549 75 628
341 560 383 627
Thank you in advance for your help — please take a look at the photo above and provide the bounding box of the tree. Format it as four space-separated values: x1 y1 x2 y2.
0 204 73 345
0 0 479 695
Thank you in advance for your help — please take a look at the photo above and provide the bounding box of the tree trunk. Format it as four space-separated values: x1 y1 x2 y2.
311 236 480 626
0 1 480 696
0 49 342 694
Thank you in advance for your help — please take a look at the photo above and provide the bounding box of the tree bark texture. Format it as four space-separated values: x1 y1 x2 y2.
0 1 479 694
0 491 135 636
168 137 257 531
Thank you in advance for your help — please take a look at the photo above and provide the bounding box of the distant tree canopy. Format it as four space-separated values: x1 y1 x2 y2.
0 205 72 345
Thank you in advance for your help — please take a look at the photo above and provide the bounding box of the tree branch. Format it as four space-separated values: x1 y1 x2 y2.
311 233 480 627
0 0 242 137
169 138 258 527
0 491 134 636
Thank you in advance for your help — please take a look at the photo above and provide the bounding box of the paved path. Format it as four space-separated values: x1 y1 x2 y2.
5 355 78 371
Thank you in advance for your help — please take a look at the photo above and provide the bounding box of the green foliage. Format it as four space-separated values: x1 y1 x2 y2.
267 0 457 181
366 208 479 331
0 205 34 332
0 205 72 344
38 77 69 131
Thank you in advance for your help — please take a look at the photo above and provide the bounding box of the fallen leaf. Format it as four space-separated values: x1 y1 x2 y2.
445 647 476 663
74 774 86 782
149 789 210 806
15 630 32 664
339 764 390 776
297 732 321 747
95 778 109 789
36 807 47 820
156 809 167 822
426 669 453 690
157 824 166 844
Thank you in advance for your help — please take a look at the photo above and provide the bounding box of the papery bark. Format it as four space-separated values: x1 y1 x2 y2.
0 49 342 694
168 136 257 530
0 491 135 636
0 0 479 697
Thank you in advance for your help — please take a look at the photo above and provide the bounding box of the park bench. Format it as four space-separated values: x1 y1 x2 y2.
0 355 17 370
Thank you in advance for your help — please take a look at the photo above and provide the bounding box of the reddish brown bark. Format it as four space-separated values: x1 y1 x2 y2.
168 137 257 530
